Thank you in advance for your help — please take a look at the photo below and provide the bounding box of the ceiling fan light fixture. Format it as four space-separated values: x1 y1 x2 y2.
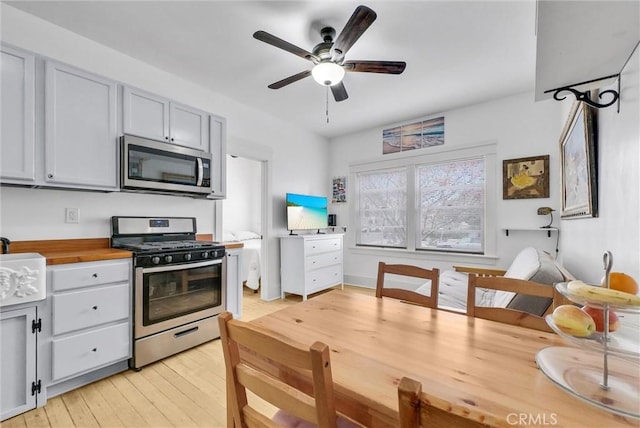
312 62 345 86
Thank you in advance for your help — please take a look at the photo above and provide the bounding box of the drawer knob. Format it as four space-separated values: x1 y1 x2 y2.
92 348 97 352
92 306 98 310
92 273 98 278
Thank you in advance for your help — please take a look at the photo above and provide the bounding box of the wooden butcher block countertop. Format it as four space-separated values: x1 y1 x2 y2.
9 235 239 265
10 238 132 265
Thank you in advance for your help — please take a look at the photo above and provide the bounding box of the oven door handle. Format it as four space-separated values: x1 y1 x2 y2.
139 258 222 274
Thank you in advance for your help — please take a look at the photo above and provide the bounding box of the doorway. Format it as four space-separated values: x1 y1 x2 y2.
222 152 269 301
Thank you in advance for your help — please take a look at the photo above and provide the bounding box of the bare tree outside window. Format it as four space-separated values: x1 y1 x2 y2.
417 158 484 253
356 168 407 247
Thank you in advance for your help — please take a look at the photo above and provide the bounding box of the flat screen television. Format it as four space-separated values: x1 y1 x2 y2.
286 193 328 233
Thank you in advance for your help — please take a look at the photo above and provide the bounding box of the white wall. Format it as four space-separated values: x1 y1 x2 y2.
0 4 330 300
223 155 262 234
329 92 568 286
559 46 639 284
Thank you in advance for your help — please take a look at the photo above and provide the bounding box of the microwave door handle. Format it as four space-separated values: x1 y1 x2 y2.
196 158 204 186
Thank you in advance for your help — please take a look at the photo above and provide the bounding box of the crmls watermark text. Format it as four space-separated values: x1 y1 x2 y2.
507 413 558 426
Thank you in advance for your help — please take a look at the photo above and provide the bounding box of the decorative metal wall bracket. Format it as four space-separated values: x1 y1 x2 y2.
544 74 621 112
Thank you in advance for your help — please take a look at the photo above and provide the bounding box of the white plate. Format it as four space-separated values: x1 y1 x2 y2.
536 346 640 419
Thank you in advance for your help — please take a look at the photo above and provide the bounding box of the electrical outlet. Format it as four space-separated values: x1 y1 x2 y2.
65 208 79 224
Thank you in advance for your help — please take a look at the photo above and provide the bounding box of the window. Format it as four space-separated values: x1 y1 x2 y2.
356 167 407 247
352 143 495 255
416 158 484 253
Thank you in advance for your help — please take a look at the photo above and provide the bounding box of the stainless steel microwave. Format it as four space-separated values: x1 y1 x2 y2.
121 135 212 196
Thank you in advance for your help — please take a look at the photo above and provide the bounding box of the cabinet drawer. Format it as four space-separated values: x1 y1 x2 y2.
52 283 130 335
304 237 342 256
307 264 342 292
306 251 342 270
52 322 130 381
50 260 130 291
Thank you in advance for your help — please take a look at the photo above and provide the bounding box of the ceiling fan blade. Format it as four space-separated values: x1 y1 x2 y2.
344 60 406 74
332 5 377 60
331 81 349 102
267 70 312 89
253 30 317 62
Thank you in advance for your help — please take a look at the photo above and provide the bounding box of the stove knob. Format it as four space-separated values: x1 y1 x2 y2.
151 256 160 265
201 251 209 259
184 253 192 261
164 255 173 263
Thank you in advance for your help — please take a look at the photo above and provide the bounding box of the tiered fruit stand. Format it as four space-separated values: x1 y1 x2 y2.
536 252 640 419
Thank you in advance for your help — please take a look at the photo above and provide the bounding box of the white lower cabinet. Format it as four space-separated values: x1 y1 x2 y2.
44 259 132 396
280 234 343 300
0 306 40 421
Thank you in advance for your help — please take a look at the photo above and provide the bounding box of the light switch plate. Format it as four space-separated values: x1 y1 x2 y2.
65 208 79 224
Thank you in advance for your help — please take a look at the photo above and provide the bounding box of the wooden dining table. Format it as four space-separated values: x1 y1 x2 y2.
249 290 637 427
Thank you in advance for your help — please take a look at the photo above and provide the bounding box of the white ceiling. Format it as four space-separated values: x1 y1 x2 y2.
5 0 538 139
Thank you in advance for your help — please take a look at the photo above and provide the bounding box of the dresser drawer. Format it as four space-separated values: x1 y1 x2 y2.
50 260 130 292
304 237 342 256
52 283 130 335
307 264 342 293
306 251 342 270
52 322 130 381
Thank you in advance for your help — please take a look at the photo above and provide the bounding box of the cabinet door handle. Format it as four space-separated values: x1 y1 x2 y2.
92 273 98 278
47 174 54 179
165 136 169 140
92 348 97 352
92 305 98 310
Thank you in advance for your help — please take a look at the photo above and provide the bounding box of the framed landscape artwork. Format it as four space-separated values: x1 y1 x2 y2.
560 101 598 218
503 155 550 199
382 116 444 154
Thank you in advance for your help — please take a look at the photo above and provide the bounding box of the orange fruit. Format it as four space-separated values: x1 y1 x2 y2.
601 272 639 295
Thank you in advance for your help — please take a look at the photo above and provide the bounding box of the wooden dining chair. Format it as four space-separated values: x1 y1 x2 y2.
465 274 555 332
376 262 440 308
218 311 359 428
398 377 488 428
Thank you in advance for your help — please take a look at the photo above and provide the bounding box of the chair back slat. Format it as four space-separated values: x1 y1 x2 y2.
376 262 440 308
219 311 339 428
466 274 555 333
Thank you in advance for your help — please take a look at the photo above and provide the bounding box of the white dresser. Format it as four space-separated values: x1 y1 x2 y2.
280 234 343 300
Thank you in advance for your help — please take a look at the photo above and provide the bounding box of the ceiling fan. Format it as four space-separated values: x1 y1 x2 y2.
253 5 406 102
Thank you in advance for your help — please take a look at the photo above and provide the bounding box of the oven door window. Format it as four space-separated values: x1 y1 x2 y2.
143 263 222 326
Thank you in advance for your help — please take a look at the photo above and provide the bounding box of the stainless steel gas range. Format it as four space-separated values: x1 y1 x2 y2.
111 216 226 369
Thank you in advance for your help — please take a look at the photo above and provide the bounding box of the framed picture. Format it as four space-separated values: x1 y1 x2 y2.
560 101 598 218
503 155 550 199
332 176 347 203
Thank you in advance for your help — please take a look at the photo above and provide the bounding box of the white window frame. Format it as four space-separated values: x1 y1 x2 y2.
349 141 498 259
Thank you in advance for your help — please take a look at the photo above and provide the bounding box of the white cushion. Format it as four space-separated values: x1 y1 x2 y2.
504 246 540 280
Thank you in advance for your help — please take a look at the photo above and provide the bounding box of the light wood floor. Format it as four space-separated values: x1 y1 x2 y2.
3 285 373 428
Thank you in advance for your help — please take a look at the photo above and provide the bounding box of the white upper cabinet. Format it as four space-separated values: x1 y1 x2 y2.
122 87 169 142
1 45 36 183
123 86 209 151
45 61 118 190
170 102 209 151
209 114 227 198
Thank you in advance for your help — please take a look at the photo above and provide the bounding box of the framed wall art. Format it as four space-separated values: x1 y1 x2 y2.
503 155 550 199
560 101 598 218
332 176 347 203
382 116 444 154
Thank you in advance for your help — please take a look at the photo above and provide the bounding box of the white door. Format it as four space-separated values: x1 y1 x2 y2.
45 61 118 189
1 45 36 183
